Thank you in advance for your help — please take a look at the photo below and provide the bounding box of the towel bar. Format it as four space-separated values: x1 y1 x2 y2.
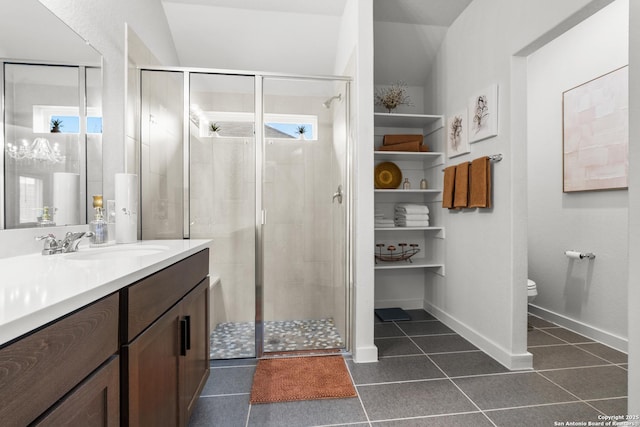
442 153 502 171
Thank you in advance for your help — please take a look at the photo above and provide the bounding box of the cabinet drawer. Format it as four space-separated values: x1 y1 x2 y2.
123 249 209 342
35 355 120 427
0 293 119 427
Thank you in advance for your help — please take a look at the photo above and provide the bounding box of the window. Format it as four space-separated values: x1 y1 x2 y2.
265 113 317 140
32 105 103 134
19 176 43 224
191 108 318 140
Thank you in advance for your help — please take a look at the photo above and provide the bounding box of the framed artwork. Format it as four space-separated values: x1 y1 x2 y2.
447 109 470 158
468 84 498 143
562 66 628 192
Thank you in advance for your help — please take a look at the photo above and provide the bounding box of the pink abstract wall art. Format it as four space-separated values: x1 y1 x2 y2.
562 66 628 192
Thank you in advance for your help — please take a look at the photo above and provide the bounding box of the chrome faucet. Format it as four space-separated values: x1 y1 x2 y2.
36 231 95 255
61 231 94 253
36 234 61 255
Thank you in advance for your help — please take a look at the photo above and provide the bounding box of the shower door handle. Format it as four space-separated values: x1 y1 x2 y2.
332 185 343 204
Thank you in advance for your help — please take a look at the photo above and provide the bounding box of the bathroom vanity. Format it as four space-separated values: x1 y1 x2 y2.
0 240 211 427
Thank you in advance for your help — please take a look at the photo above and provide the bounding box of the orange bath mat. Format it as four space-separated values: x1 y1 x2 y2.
249 355 357 404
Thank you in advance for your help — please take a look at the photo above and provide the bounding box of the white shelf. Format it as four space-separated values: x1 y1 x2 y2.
374 151 443 163
374 259 444 272
374 113 444 130
375 226 443 232
373 111 447 285
375 189 441 194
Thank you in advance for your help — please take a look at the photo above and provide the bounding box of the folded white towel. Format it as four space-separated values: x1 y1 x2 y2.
395 220 430 227
375 220 395 224
394 213 430 220
395 203 429 214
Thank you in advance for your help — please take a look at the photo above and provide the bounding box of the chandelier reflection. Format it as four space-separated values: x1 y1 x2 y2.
5 138 65 164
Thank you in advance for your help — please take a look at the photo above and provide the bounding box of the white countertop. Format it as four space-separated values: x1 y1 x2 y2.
0 239 211 346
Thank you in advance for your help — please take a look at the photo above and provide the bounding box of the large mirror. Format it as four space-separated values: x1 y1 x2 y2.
1 0 102 229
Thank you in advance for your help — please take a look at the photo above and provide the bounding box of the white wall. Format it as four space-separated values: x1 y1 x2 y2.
627 0 640 414
39 0 179 201
334 0 377 363
424 0 613 370
527 0 628 351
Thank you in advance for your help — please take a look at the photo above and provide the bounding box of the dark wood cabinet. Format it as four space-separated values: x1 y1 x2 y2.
123 302 182 426
122 250 210 427
180 278 210 425
0 293 119 427
0 248 209 427
35 356 120 427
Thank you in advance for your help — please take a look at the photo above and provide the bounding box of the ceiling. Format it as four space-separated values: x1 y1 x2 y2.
374 0 473 26
0 0 100 65
161 0 472 85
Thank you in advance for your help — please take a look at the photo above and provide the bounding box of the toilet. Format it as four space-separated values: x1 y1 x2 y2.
527 279 538 303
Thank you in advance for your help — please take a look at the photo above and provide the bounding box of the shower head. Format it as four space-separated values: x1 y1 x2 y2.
322 93 342 109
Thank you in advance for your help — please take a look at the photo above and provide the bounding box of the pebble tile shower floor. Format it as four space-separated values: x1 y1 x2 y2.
210 318 344 359
194 310 628 426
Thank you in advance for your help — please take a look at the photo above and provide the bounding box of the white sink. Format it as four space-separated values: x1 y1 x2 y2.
65 244 170 261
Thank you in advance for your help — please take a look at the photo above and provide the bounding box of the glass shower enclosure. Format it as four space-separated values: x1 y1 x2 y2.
140 69 351 359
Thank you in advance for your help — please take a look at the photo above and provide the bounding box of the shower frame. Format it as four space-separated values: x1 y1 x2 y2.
138 66 354 358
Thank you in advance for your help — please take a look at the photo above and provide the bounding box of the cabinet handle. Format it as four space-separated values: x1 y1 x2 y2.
180 318 188 356
185 315 191 351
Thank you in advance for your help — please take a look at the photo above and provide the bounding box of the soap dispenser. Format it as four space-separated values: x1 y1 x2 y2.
90 195 108 246
38 206 56 227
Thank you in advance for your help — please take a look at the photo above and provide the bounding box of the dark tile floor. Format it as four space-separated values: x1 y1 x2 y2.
189 310 628 427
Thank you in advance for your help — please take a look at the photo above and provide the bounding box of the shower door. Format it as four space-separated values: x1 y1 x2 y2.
260 77 349 356
189 73 257 359
140 70 350 360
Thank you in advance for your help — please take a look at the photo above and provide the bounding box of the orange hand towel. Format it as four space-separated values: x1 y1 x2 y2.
377 141 421 152
469 156 492 208
442 166 456 209
383 134 424 146
453 162 470 208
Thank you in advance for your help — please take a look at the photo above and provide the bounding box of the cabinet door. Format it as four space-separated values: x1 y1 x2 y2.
36 356 119 427
123 303 181 427
180 278 210 425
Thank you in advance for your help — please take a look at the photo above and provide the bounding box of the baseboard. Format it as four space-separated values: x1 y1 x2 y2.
352 345 378 363
374 298 424 310
423 301 533 371
528 304 628 353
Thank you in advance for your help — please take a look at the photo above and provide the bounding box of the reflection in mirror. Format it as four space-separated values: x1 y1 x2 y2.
0 0 102 229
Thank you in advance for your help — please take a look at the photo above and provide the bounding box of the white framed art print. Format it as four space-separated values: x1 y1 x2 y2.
447 109 470 158
468 84 498 143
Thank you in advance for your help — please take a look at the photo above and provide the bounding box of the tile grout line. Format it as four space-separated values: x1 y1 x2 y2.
343 357 374 427
244 403 252 427
530 319 626 416
530 324 622 367
571 345 628 365
366 410 489 425
482 399 600 414
200 392 250 398
401 331 499 427
535 363 620 373
535 370 609 418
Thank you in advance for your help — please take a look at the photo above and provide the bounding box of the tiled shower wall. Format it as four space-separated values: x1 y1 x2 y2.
262 94 340 322
189 91 343 325
140 71 184 240
190 93 256 325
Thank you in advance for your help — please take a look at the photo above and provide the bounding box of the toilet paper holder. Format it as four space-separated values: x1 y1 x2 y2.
565 250 595 260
